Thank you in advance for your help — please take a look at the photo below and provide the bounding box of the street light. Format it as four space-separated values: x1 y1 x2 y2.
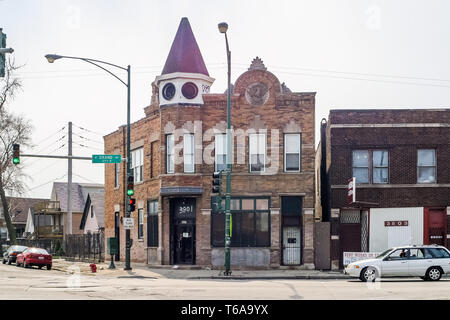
45 53 133 271
218 22 232 276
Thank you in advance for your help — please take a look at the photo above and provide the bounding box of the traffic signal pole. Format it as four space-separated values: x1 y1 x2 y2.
125 65 132 271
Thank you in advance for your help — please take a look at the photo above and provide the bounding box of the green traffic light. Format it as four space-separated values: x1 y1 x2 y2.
127 189 134 196
13 158 20 165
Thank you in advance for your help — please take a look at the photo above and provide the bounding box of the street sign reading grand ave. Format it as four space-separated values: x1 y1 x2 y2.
92 154 121 163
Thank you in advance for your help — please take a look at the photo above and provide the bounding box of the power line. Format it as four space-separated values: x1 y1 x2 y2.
72 173 101 184
28 126 66 149
72 123 105 137
28 174 67 191
72 132 104 145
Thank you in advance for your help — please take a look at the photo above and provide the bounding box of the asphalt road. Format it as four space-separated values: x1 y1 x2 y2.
1 263 450 300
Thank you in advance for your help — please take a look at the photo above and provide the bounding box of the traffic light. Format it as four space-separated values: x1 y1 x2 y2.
12 144 20 165
128 198 136 212
127 175 134 196
0 31 6 78
212 171 223 194
212 171 223 212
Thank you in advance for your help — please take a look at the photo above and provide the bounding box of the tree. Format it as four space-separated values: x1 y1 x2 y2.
0 57 32 245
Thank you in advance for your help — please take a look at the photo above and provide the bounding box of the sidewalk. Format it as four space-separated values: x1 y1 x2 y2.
51 259 351 280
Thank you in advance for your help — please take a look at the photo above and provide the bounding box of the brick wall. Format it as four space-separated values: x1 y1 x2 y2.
104 66 316 267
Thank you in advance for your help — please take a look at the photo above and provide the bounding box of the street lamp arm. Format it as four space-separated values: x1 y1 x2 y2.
58 55 127 71
81 58 127 87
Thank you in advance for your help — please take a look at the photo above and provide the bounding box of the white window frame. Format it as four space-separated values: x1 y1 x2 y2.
166 134 174 174
372 150 389 184
417 149 436 183
284 133 301 172
215 134 227 172
183 134 195 173
249 133 266 173
131 148 144 183
352 150 370 184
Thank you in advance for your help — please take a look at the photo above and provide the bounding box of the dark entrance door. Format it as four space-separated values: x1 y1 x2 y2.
171 198 196 265
114 212 120 261
426 208 446 246
281 196 303 265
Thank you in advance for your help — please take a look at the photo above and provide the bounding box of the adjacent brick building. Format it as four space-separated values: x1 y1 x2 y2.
318 109 450 269
104 18 316 268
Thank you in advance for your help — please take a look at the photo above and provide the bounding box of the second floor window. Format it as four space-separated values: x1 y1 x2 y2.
114 162 120 188
183 134 194 173
372 150 388 183
353 150 389 184
166 134 174 173
215 134 226 172
418 149 436 183
353 150 369 183
284 133 301 172
131 148 143 183
249 133 266 172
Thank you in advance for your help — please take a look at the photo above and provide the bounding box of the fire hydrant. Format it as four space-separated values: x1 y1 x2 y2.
89 263 97 273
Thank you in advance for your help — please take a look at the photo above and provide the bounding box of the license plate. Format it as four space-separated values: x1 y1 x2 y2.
38 257 44 260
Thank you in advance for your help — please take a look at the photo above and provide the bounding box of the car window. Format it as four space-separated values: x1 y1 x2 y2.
30 248 48 254
376 248 393 258
425 248 450 259
409 248 425 259
387 249 409 260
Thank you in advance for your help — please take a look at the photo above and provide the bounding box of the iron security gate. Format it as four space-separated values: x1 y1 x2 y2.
281 196 303 265
283 227 301 265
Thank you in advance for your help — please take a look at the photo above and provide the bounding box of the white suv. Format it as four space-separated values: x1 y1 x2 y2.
344 245 450 282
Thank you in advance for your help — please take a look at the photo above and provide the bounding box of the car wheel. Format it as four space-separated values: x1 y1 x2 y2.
426 267 442 281
47 265 52 270
2 259 6 264
361 267 378 282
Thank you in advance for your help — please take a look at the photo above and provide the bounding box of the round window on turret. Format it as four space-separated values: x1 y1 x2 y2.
181 82 198 99
162 82 176 100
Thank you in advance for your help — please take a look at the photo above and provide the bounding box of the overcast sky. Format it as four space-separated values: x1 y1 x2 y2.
1 0 449 199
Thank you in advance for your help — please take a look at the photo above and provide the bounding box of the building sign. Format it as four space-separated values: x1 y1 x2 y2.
384 220 408 227
343 252 380 266
347 177 356 204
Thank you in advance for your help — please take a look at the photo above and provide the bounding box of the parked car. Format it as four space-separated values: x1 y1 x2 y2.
2 245 28 265
16 247 52 270
344 245 450 282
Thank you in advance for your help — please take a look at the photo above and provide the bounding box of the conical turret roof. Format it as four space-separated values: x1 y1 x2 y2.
161 17 209 76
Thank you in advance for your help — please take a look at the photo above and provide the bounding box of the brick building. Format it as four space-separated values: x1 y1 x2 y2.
104 18 316 268
318 109 450 269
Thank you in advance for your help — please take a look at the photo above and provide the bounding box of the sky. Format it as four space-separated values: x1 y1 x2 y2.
1 0 449 199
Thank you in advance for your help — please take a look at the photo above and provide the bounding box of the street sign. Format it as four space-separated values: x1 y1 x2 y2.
123 217 134 230
92 154 121 163
347 177 356 204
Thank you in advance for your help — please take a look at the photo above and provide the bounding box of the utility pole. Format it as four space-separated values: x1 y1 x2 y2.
67 122 73 237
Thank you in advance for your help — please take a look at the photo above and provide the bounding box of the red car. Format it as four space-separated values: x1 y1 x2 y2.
16 247 52 270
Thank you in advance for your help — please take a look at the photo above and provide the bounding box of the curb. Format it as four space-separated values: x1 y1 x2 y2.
189 275 353 280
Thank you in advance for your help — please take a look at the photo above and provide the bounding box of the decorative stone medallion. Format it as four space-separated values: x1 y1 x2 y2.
245 82 269 106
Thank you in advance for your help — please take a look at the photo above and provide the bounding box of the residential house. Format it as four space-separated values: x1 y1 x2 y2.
80 191 105 234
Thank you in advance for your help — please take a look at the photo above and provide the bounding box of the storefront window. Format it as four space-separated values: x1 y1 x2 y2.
211 197 270 247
